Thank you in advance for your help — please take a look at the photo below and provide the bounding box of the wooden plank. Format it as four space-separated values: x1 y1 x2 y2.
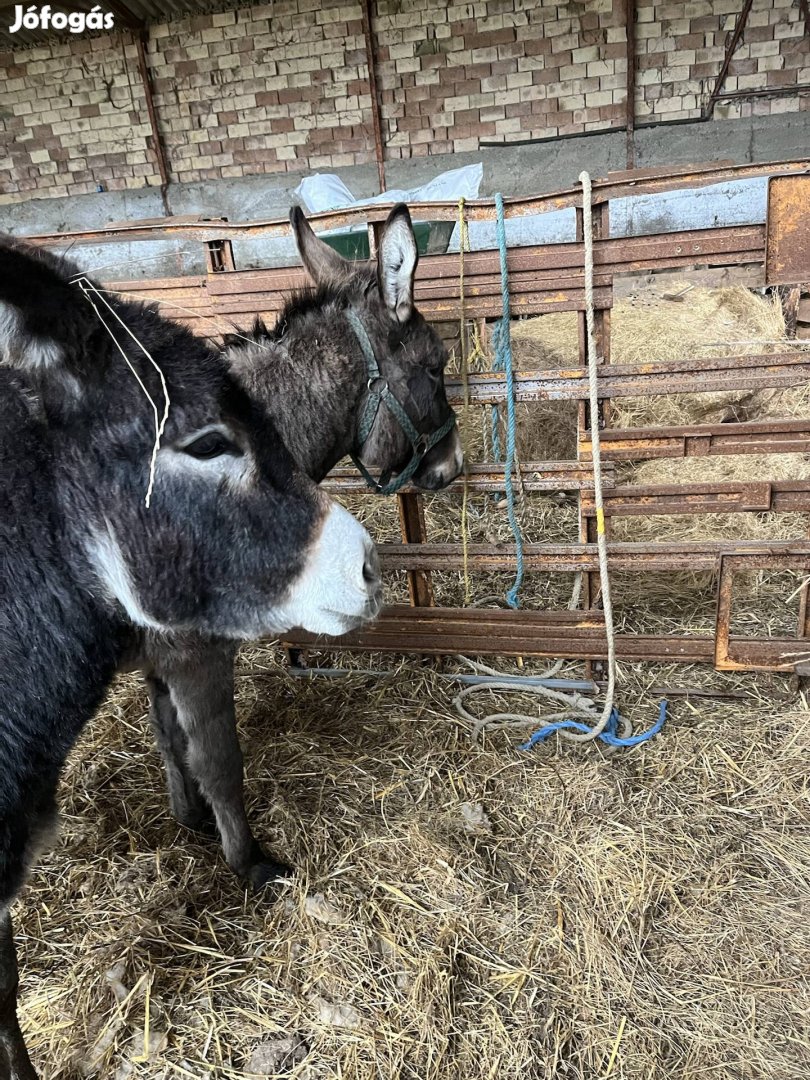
376 539 810 575
284 605 810 669
321 461 615 495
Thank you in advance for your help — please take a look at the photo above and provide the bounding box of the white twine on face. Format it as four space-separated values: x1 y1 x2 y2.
74 276 170 507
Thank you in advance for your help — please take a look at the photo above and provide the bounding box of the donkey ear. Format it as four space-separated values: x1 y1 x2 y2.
0 245 65 376
0 240 92 404
377 204 418 323
290 205 351 286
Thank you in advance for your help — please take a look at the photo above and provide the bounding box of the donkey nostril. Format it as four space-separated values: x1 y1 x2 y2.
362 542 380 586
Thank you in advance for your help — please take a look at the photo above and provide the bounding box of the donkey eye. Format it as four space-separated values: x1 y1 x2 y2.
182 431 241 460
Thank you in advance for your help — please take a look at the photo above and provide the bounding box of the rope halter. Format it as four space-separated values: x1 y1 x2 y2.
346 308 456 496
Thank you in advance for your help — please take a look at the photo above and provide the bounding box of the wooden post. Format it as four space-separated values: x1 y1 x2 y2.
360 0 386 193
367 220 433 610
624 0 635 169
134 30 171 217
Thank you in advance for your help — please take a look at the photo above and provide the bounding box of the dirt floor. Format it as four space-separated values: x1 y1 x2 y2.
16 283 810 1079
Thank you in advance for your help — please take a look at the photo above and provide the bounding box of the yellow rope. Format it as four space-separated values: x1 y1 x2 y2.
458 197 472 605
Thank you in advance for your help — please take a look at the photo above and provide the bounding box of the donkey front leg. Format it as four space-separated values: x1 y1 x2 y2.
0 910 38 1080
146 673 215 836
151 648 292 893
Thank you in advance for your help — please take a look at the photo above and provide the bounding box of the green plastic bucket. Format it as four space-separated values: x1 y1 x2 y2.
321 220 455 260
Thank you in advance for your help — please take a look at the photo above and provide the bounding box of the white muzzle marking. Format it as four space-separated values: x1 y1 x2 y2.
272 502 381 636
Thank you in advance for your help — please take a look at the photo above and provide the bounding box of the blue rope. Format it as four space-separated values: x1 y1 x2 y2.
493 193 524 610
519 700 668 751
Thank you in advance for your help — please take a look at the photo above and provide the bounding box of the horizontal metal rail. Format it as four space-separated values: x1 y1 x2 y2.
446 352 810 403
107 224 765 327
326 470 810 515
23 159 808 248
585 417 810 460
377 540 810 574
284 605 810 670
322 461 613 495
580 480 810 517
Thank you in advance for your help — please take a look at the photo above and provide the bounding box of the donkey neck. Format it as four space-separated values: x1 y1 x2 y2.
1 378 122 833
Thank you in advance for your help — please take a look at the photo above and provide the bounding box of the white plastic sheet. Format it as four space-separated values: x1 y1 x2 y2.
293 163 483 214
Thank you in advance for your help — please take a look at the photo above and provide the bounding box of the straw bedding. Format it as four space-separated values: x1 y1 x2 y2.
16 284 810 1079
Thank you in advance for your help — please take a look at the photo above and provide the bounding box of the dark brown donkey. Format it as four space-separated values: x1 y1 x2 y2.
132 203 463 891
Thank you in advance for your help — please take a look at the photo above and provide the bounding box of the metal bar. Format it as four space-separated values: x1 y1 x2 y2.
703 0 754 119
321 461 614 495
360 0 386 193
376 540 810 575
398 493 434 608
798 580 810 641
711 85 810 102
322 475 810 519
581 480 810 517
284 605 810 671
588 417 810 461
128 224 765 293
766 175 810 285
446 352 810 404
625 0 636 168
128 225 763 328
22 160 810 248
134 31 170 215
714 553 810 671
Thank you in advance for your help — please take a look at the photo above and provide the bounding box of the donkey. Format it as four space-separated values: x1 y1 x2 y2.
0 238 380 1080
132 204 463 891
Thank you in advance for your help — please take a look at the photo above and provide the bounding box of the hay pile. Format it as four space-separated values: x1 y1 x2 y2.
19 661 810 1080
16 283 810 1079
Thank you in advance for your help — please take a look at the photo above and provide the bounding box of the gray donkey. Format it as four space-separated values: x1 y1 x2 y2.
0 238 380 1080
133 203 463 892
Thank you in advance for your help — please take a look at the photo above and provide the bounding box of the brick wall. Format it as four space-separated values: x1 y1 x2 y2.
0 35 159 202
147 2 372 183
375 0 628 155
635 0 808 121
0 0 807 206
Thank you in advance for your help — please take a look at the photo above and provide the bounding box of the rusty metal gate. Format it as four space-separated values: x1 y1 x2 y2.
27 159 810 673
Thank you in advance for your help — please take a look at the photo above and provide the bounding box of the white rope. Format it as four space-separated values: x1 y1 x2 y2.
74 276 170 508
454 170 620 746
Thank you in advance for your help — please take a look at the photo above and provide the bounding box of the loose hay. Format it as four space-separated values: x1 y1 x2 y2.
17 282 810 1079
19 662 810 1080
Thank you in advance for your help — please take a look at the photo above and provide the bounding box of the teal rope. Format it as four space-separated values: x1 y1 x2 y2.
493 193 524 609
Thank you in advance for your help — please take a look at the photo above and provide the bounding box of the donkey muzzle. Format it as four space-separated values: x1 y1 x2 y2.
278 501 382 636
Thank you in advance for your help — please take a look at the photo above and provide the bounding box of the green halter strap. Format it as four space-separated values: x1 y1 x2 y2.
345 309 456 496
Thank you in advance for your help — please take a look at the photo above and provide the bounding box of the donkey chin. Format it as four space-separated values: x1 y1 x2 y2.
266 501 383 637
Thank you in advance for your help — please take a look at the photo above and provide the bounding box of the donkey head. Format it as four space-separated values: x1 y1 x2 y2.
0 238 381 639
290 204 463 491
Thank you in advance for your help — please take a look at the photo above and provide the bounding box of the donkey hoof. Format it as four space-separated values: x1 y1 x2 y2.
248 857 294 895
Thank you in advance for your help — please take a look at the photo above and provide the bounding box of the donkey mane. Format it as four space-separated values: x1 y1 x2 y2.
226 276 377 351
